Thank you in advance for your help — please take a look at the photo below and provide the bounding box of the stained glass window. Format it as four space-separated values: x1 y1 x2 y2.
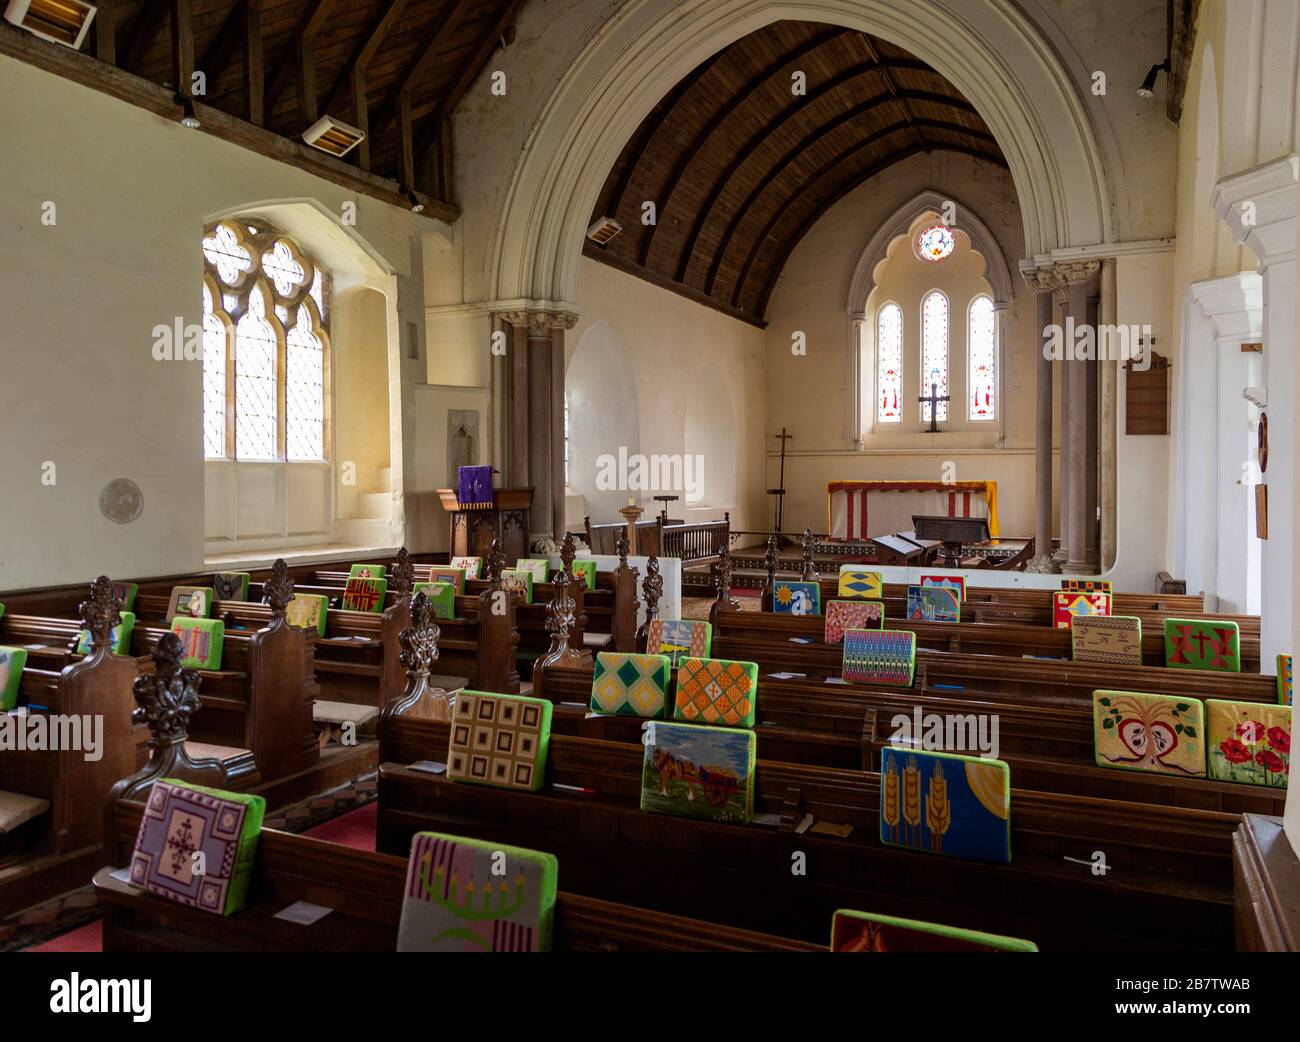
916 224 955 262
920 290 949 422
876 302 903 423
201 220 331 462
968 295 996 421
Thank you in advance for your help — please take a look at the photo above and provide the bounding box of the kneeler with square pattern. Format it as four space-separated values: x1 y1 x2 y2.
590 651 673 718
342 577 388 613
1164 618 1241 672
170 617 225 670
397 831 558 952
129 779 265 916
447 691 553 791
673 657 758 728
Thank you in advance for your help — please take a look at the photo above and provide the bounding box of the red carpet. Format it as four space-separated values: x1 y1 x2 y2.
25 919 102 953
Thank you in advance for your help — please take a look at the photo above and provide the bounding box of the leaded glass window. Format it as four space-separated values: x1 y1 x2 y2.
876 302 903 423
968 295 996 421
920 290 949 422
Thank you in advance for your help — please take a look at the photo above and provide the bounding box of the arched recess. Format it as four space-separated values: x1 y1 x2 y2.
684 363 737 509
566 320 641 523
203 198 407 554
490 0 1110 314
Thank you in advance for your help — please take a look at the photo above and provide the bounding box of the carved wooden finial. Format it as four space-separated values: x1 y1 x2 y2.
801 527 819 582
714 546 734 599
80 575 123 652
545 568 575 638
616 534 630 568
391 546 415 599
398 591 441 676
262 558 295 616
764 533 779 581
560 532 577 579
643 555 663 613
485 539 506 585
133 632 202 748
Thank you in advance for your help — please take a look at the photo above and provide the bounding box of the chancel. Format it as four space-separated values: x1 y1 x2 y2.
1 0 1299 979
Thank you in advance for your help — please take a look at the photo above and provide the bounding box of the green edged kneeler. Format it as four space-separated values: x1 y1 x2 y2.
170 618 225 670
1092 690 1205 777
77 610 136 656
645 618 712 667
838 570 883 599
500 569 534 605
111 582 138 612
450 556 482 580
879 746 1011 863
842 629 915 686
1051 591 1111 629
426 567 466 594
773 580 820 616
831 910 1037 952
1279 654 1293 706
348 562 387 580
167 586 213 621
342 577 387 613
514 558 550 582
906 585 959 622
1072 615 1142 665
640 720 755 824
397 831 558 952
285 593 329 636
0 603 6 622
1164 618 1241 672
129 779 265 916
824 600 884 643
568 559 596 591
447 691 552 791
0 646 28 712
590 652 672 718
674 657 758 727
1206 699 1290 787
413 581 457 619
919 575 965 603
212 572 251 601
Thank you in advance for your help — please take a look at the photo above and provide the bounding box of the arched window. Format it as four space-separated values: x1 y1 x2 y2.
920 290 948 422
968 295 996 421
201 220 331 461
876 302 903 423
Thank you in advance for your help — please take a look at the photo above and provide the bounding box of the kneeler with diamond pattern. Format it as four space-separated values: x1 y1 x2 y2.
590 651 673 718
673 657 759 728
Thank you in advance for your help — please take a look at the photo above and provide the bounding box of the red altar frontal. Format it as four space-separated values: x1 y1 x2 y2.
827 480 1000 541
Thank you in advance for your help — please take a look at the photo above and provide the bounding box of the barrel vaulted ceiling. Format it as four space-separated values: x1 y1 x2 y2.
586 20 1009 325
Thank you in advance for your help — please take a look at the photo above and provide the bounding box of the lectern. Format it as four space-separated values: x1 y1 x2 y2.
435 486 534 562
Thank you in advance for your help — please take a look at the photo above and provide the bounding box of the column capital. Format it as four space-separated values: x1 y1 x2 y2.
1211 155 1298 270
495 308 580 336
1019 259 1100 295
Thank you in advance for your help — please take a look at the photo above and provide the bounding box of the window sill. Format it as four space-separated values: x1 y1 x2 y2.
204 542 400 570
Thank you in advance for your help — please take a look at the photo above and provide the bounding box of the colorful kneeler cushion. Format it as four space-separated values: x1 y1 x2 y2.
590 652 673 719
77 610 136 656
426 567 466 594
773 580 820 616
1062 578 1112 594
907 585 959 622
879 746 1011 864
831 910 1037 952
674 657 758 728
919 575 965 603
348 562 387 580
1092 690 1205 777
212 572 251 601
170 618 225 670
640 720 755 824
110 582 138 612
1206 699 1290 787
413 581 457 620
0 646 27 712
167 586 213 621
567 559 597 591
1164 618 1241 672
1279 654 1293 707
1051 591 1111 629
838 570 883 600
447 691 552 792
842 629 915 686
645 618 712 667
128 779 265 916
824 600 884 643
342 576 388 613
450 556 483 580
500 569 534 605
514 558 550 582
285 593 329 636
397 831 558 952
1071 615 1142 665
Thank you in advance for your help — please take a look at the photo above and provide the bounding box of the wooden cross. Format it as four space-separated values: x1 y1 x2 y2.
918 382 950 433
767 427 793 534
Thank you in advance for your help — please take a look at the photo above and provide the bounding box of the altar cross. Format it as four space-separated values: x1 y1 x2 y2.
918 382 950 433
767 427 793 534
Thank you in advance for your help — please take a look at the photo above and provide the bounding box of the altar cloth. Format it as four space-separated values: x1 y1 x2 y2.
827 480 999 541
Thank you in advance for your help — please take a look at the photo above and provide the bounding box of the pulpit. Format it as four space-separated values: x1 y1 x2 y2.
436 487 534 562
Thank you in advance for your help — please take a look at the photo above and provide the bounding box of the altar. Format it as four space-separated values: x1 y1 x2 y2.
826 480 999 542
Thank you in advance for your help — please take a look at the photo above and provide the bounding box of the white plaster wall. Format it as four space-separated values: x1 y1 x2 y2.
0 55 442 591
567 319 641 523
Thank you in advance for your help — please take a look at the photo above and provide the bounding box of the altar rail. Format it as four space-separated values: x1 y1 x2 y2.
578 514 729 564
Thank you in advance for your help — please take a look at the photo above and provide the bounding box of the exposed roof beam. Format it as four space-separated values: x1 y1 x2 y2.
319 0 409 118
373 0 474 135
195 0 262 97
262 0 337 123
754 145 1006 316
121 0 166 73
852 32 927 152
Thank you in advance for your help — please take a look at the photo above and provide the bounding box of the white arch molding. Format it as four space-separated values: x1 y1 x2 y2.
489 0 1111 315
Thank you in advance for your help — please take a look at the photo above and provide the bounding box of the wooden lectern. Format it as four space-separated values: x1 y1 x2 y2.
436 487 534 562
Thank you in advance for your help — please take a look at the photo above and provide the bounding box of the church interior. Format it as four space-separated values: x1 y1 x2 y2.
0 0 1298 964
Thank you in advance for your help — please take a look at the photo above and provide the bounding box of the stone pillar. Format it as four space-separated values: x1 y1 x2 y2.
1027 286 1055 571
1057 287 1071 566
1099 258 1118 571
499 307 578 544
1064 277 1091 573
993 301 1009 448
1085 290 1100 569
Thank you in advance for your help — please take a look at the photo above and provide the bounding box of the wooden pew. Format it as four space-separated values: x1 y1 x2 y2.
0 578 139 915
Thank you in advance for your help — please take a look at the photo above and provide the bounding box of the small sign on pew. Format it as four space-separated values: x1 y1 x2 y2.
788 636 814 645
409 760 446 775
275 901 334 926
768 671 805 680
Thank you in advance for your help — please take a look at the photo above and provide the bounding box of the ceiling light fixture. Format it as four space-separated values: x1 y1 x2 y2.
4 0 96 50
1137 59 1169 99
404 187 424 214
175 92 200 129
302 114 365 157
